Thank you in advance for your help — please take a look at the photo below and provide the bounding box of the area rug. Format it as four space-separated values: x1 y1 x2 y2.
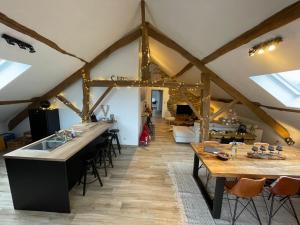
168 162 300 225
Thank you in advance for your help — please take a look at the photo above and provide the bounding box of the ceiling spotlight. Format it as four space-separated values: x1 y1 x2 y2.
268 44 276 51
249 48 255 56
258 49 264 55
248 36 282 57
1 34 36 53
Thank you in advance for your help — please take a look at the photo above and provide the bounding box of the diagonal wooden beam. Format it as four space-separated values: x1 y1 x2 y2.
89 87 113 115
56 95 82 117
8 26 142 130
147 22 292 143
173 63 193 78
202 1 300 64
211 99 239 120
175 2 300 79
0 98 39 105
0 11 87 63
179 88 201 120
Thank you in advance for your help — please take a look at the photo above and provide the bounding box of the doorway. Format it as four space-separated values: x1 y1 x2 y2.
151 90 163 118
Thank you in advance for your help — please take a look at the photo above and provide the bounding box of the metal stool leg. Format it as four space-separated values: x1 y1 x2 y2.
83 167 87 196
109 138 117 157
92 160 103 187
114 133 121 153
106 146 113 168
102 150 107 176
288 197 300 225
232 197 239 225
268 195 275 225
250 198 262 225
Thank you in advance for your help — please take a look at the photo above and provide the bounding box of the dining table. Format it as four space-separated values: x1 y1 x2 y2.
191 142 300 219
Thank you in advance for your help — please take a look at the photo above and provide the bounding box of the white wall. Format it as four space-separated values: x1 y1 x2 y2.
54 41 141 146
12 117 30 137
89 41 140 145
3 41 141 146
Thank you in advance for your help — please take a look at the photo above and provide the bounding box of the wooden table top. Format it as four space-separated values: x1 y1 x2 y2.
4 122 112 162
191 143 300 179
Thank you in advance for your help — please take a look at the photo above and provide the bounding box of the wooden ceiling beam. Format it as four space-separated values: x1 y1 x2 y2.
89 87 113 115
211 99 239 120
175 2 300 79
140 0 151 80
173 63 193 79
56 95 82 117
202 1 300 64
90 79 203 89
0 98 39 105
179 88 201 120
147 22 292 143
81 69 91 122
0 11 87 63
8 27 142 130
211 97 300 114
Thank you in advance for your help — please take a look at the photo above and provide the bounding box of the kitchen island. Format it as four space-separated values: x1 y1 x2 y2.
4 122 112 213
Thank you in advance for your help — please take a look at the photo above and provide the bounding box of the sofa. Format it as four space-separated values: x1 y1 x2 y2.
173 122 200 143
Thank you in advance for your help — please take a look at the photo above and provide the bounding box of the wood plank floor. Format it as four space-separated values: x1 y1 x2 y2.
0 118 194 225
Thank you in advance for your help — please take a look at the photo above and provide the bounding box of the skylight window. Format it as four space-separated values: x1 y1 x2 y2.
0 58 31 90
250 69 300 108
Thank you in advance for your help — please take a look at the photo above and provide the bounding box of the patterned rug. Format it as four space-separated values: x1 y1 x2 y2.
168 162 300 225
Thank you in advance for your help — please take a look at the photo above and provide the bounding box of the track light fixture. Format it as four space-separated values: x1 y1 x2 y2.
1 34 36 53
249 36 282 56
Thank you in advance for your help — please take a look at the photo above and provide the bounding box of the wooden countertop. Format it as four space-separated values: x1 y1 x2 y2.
4 122 112 162
191 142 300 179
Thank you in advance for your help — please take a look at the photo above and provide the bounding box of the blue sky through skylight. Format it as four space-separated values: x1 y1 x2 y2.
0 58 31 90
250 69 300 108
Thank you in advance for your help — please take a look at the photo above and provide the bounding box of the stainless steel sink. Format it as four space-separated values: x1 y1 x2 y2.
26 140 66 151
24 131 72 151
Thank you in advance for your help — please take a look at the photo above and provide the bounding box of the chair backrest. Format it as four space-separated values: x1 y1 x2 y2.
270 176 300 196
229 178 266 198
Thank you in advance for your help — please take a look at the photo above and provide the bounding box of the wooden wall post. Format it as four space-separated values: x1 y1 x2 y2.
140 0 151 80
201 74 210 142
81 69 90 122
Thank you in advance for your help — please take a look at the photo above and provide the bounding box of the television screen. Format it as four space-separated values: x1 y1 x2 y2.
176 105 193 115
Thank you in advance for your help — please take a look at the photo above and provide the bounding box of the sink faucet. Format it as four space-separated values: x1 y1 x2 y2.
55 130 73 142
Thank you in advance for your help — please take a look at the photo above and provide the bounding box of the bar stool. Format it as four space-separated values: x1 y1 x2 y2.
78 146 103 196
99 134 114 171
109 129 121 154
266 176 300 225
225 177 266 225
94 136 108 177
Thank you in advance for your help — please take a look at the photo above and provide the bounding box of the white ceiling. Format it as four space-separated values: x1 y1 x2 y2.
0 0 299 135
0 0 141 62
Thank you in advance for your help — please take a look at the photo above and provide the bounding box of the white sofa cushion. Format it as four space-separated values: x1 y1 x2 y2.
173 126 194 138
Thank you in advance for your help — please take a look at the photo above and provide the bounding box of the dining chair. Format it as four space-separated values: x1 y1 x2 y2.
266 176 300 225
225 177 266 225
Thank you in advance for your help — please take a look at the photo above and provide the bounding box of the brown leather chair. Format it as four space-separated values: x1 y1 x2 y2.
267 176 300 225
226 177 266 225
